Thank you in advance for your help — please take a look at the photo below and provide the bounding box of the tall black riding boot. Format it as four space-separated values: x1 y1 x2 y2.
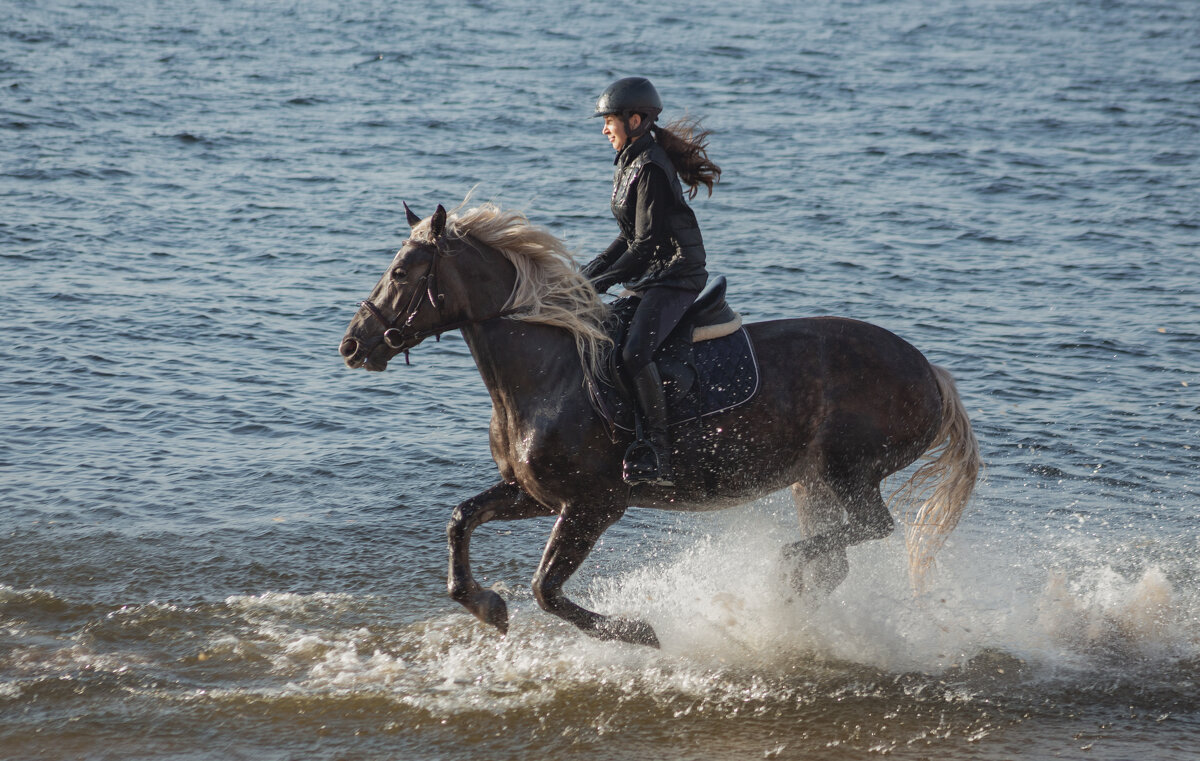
623 362 674 487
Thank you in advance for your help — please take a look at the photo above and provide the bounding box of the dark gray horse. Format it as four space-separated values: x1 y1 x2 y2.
339 202 980 647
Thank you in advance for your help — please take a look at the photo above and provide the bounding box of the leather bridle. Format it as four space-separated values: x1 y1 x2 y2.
356 236 522 364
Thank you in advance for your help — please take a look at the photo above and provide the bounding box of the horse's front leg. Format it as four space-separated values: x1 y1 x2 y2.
531 505 660 648
447 481 555 634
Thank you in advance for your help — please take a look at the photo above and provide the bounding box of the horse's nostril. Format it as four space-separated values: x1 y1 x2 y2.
339 338 359 358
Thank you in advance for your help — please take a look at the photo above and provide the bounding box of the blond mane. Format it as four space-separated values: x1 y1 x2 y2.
410 200 611 382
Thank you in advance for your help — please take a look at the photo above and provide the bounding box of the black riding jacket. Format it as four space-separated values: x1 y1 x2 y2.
582 133 708 293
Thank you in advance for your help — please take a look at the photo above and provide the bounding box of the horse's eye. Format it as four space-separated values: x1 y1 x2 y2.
391 267 408 283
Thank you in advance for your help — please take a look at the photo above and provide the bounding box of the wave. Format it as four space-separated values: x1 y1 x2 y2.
5 500 1195 711
3 491 1199 761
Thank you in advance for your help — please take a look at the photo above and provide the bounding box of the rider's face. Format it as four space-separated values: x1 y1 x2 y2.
603 114 641 151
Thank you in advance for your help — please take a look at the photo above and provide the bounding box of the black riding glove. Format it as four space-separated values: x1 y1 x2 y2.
580 255 609 281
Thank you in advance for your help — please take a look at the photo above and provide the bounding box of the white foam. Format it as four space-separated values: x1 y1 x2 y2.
181 500 1200 714
582 501 1200 679
224 591 359 615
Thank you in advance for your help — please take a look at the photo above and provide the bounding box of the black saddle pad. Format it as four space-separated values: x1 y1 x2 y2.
587 324 761 434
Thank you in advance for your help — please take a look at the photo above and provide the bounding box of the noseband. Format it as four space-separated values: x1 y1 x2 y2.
357 236 522 364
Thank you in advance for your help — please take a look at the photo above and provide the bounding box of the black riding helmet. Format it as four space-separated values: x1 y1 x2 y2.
593 77 662 139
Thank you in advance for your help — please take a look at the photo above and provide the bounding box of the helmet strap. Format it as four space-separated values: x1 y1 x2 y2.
623 112 654 140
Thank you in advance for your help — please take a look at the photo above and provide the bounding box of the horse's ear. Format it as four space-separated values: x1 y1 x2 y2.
404 202 421 228
430 204 447 238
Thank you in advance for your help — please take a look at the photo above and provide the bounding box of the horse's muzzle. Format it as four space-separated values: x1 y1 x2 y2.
339 336 380 370
339 336 361 363
341 334 399 371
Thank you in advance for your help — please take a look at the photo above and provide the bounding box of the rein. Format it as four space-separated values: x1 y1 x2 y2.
357 237 524 364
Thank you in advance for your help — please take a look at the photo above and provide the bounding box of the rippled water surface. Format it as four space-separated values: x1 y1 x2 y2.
2 1 1198 759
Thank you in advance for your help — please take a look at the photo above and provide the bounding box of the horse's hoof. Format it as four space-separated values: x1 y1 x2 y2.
471 589 509 635
787 576 805 600
782 539 821 563
598 617 660 648
809 550 850 595
786 549 849 601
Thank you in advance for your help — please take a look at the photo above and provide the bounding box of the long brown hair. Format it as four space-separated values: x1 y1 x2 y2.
651 116 722 199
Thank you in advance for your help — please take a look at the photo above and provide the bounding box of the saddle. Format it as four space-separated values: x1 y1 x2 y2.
588 276 761 435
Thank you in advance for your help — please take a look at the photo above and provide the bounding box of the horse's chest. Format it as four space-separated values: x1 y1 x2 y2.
489 416 583 499
490 416 546 469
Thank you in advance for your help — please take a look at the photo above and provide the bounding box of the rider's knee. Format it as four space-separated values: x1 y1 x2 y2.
621 343 651 374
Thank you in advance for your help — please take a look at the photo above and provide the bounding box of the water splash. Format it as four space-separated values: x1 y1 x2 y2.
203 500 1197 718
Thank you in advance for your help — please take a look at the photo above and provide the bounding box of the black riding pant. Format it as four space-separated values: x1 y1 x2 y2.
621 286 700 375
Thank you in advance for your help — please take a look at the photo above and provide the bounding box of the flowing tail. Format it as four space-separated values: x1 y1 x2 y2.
890 364 981 592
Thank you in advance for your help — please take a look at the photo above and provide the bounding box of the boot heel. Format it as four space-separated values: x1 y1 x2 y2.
622 440 674 487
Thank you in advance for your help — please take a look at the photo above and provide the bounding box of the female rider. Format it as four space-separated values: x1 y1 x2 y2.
582 77 721 487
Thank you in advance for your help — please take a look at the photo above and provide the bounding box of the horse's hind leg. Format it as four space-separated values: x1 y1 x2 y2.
787 481 850 596
447 482 555 634
531 504 660 648
784 476 894 590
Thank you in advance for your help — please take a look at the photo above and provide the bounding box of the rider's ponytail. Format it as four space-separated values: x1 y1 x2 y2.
652 117 722 199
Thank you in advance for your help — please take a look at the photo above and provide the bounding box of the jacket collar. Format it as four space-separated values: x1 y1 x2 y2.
613 132 654 167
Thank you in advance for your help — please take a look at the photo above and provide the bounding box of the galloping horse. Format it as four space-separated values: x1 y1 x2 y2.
339 201 980 647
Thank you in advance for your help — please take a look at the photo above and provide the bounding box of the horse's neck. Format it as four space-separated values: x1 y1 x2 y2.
461 319 586 415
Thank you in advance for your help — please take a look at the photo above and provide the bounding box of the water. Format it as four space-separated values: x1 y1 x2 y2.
2 0 1198 758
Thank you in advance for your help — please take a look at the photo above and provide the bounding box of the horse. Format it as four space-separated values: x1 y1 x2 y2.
339 201 980 648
